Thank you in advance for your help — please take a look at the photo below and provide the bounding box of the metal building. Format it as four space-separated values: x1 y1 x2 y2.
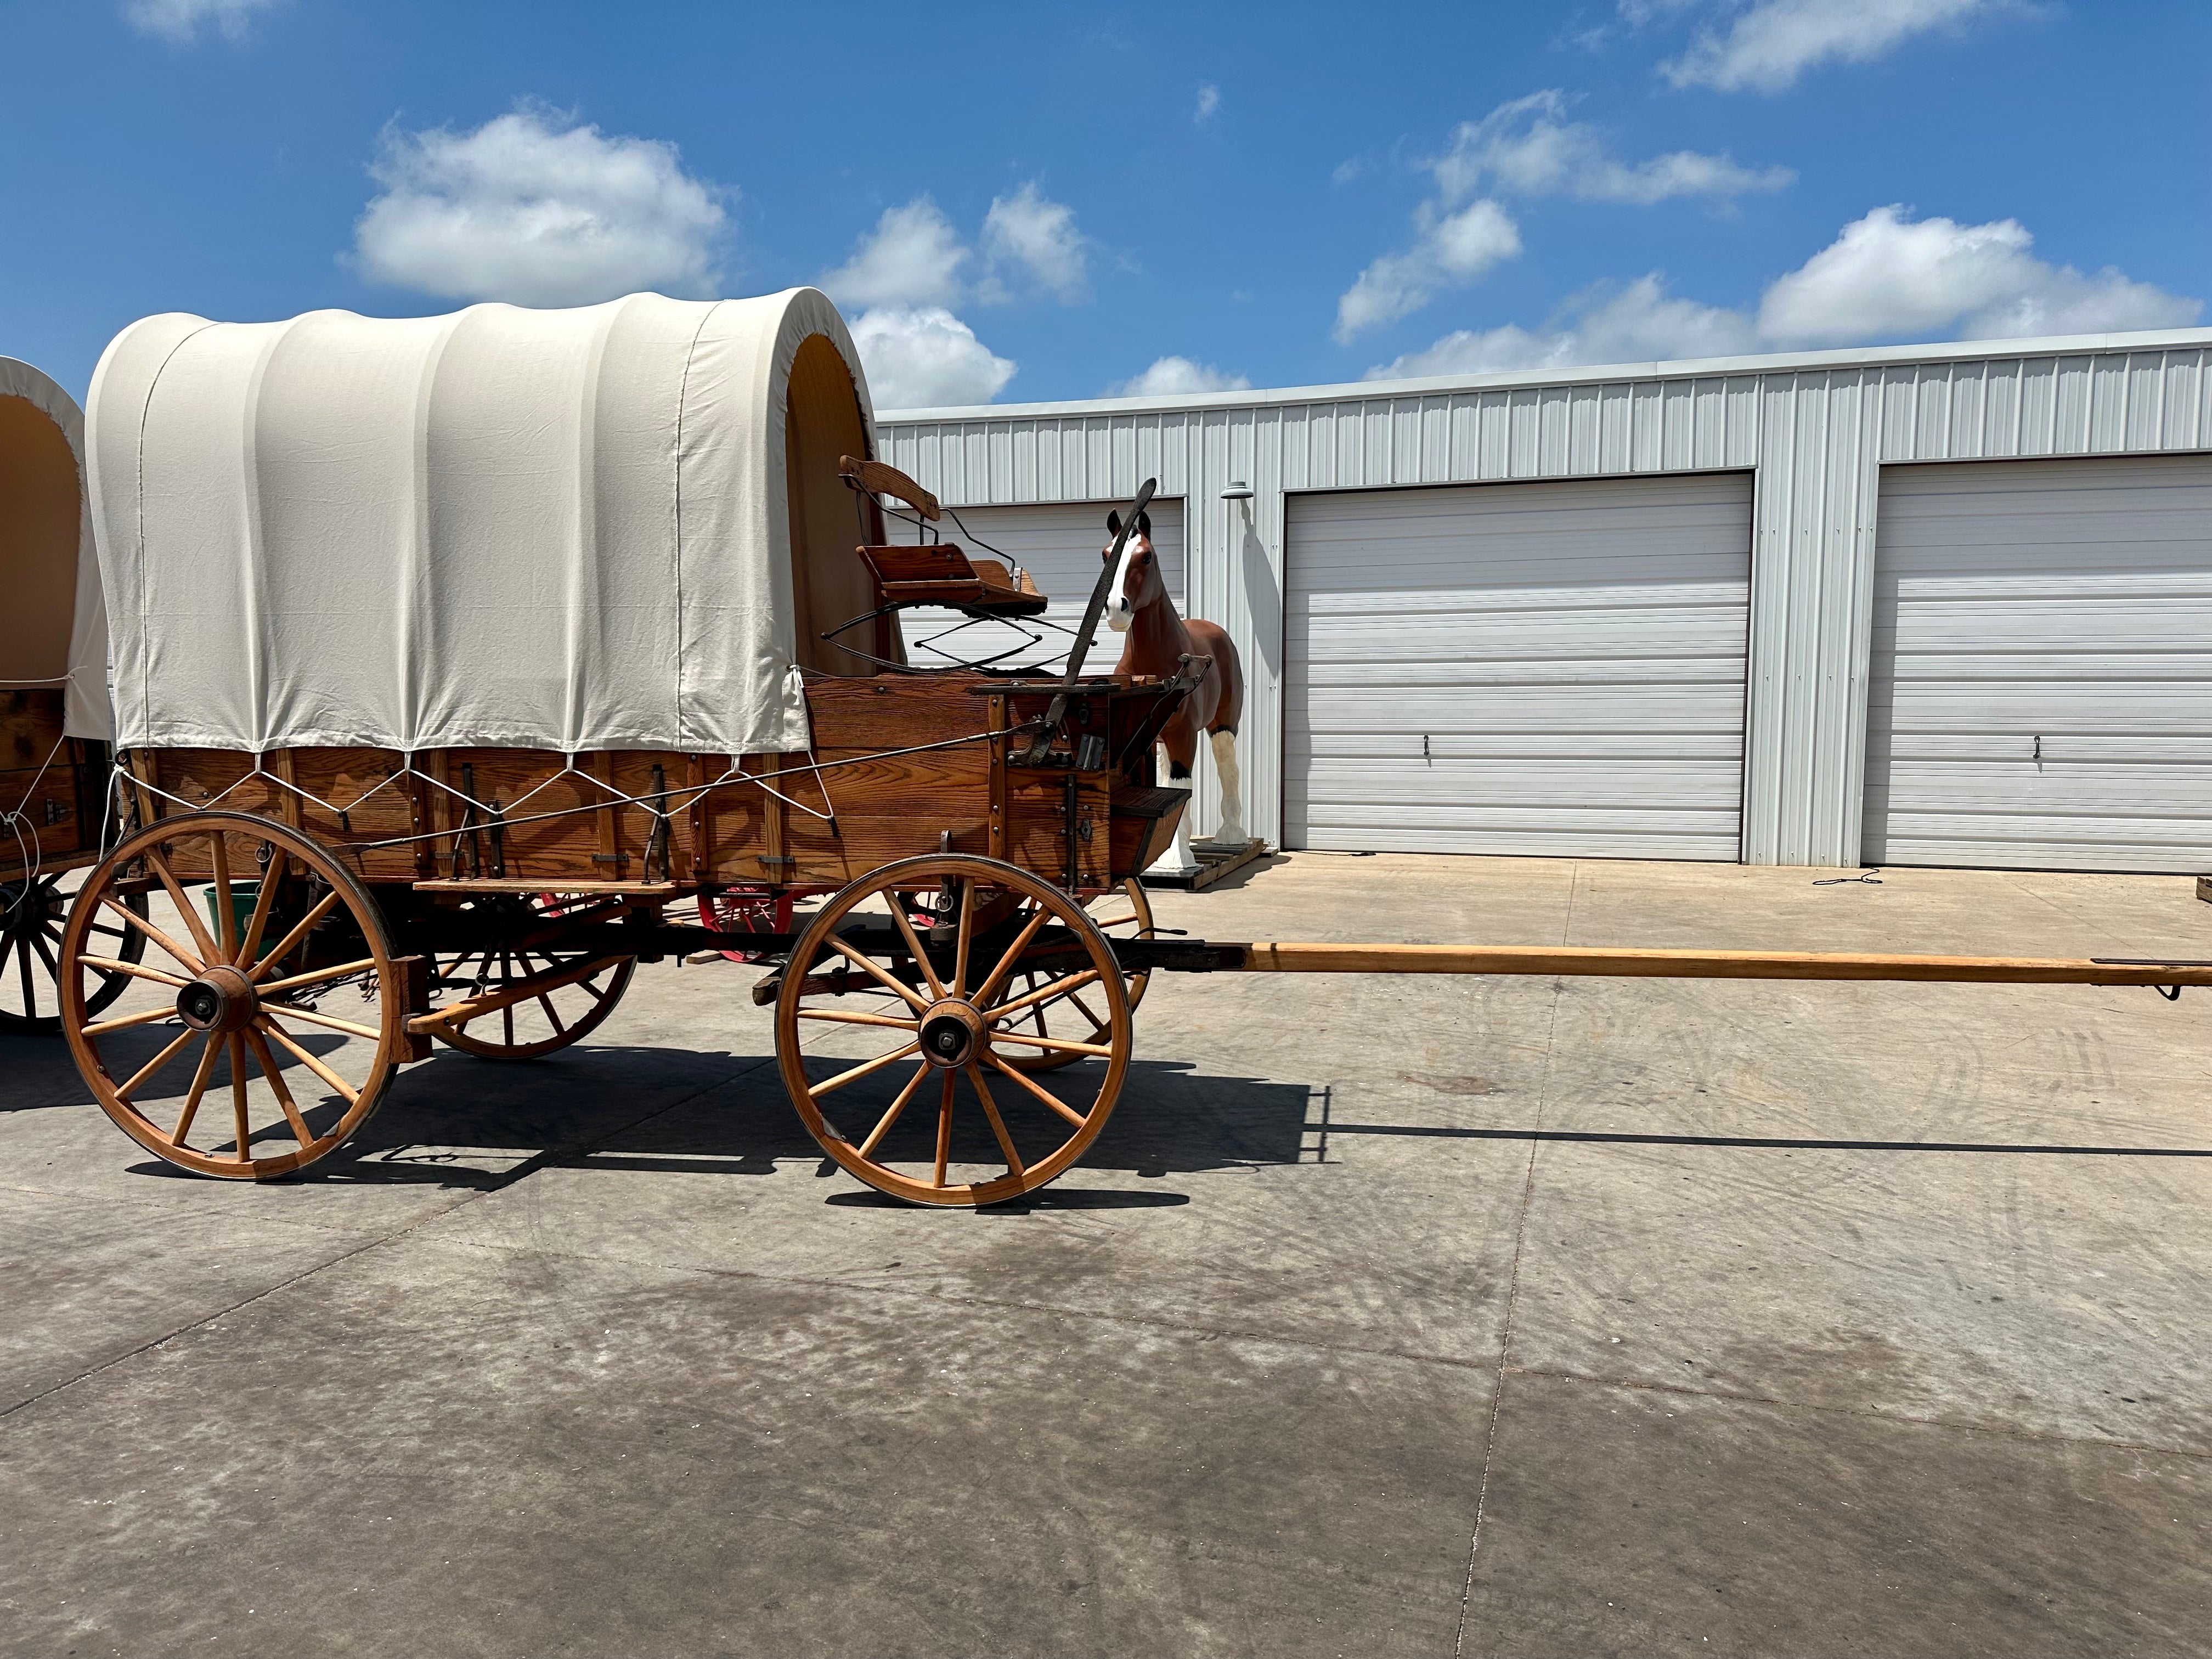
874 330 2212 872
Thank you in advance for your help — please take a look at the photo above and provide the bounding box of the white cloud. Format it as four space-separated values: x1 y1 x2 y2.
1434 89 1793 204
1758 205 2199 345
1370 206 2199 378
1661 0 2004 93
1334 93 1784 342
124 0 285 41
819 199 970 310
849 307 1015 409
1194 84 1221 124
1109 357 1251 398
980 183 1088 303
352 108 727 308
1368 275 1754 377
1335 199 1522 341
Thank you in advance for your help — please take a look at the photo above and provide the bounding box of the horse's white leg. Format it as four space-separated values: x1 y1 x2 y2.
1207 728 1247 846
1147 743 1200 874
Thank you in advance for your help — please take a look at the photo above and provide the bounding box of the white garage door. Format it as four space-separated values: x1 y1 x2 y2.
1863 454 2212 873
882 499 1184 670
1286 473 1753 859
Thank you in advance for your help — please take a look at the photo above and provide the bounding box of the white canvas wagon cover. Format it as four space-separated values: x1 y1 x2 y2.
88 287 877 757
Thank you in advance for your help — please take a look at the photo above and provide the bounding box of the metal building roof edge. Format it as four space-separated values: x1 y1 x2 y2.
876 327 2212 425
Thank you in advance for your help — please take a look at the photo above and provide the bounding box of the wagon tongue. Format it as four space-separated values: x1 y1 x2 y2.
1020 477 1157 764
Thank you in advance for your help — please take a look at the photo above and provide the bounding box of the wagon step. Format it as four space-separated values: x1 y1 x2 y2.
1113 938 2212 988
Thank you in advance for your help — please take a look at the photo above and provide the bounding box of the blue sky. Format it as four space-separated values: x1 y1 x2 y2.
2 1 2205 409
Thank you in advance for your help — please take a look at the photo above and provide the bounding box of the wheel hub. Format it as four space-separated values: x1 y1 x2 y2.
917 999 987 1068
176 964 258 1034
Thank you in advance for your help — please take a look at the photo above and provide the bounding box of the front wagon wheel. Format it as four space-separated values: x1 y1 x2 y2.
775 855 1130 1207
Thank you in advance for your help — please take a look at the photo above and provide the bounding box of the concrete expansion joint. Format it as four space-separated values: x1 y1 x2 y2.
1503 1363 2212 1463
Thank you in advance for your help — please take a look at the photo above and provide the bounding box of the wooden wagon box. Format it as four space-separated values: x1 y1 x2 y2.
123 673 1190 898
1 691 109 879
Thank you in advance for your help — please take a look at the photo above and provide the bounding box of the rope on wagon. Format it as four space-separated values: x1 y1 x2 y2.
1 731 71 906
104 720 1048 859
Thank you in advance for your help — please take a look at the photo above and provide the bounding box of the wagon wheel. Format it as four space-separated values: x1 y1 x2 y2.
58 810 404 1178
2 867 148 1034
991 877 1155 1073
776 854 1130 1207
433 892 636 1060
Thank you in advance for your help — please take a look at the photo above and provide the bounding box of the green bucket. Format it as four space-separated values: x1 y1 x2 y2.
202 880 277 963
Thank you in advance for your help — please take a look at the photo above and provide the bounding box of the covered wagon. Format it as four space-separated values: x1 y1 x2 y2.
60 288 1197 1202
2 356 144 1031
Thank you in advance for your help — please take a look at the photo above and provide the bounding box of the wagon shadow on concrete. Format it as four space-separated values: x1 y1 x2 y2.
85 1046 1319 1202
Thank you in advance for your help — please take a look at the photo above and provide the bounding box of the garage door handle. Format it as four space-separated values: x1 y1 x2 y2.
1423 735 1431 763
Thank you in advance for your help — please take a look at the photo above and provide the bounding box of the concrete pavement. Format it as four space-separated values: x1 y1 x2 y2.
3 853 2209 1656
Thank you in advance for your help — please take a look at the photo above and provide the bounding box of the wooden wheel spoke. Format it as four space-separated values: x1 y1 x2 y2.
228 1034 252 1160
933 1071 955 1188
144 847 221 964
254 956 378 996
262 1001 384 1041
966 1063 1025 1177
235 848 284 968
537 994 565 1034
117 1026 199 1103
83 1005 183 1038
795 1007 920 1031
988 968 1101 1024
77 954 190 989
886 901 946 1000
856 1063 933 1159
952 880 975 997
826 936 930 1013
259 1017 361 1106
989 1030 1115 1058
247 1029 317 1148
171 1034 224 1148
814 1040 923 1098
102 895 203 974
968 904 1052 1010
1062 988 1108 1034
245 889 342 985
983 1051 1090 1128
209 837 239 961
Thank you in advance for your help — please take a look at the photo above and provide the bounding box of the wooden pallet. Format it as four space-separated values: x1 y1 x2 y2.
1143 838 1271 892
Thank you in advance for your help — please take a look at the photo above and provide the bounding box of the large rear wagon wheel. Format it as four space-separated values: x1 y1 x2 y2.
776 854 1130 1207
58 811 405 1178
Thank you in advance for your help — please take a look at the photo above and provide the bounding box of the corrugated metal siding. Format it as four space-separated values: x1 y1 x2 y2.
878 338 2212 863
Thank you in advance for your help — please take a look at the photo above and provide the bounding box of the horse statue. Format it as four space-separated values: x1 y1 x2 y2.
1102 508 1247 867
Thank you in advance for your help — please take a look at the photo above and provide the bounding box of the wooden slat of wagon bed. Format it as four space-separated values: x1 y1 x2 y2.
1225 942 2212 988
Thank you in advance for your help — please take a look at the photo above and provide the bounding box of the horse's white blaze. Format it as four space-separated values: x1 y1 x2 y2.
1104 535 1146 632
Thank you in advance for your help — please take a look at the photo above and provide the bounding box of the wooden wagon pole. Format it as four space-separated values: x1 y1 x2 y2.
1211 941 2212 988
